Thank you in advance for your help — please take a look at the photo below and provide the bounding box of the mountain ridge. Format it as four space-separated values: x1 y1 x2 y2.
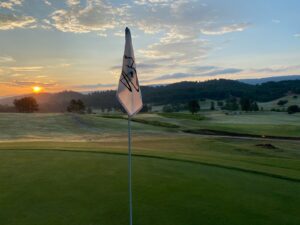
1 78 300 112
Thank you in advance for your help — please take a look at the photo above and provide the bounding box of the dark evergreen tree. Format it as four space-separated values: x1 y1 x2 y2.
210 101 215 110
14 97 39 113
223 97 239 111
188 100 200 114
287 105 300 114
277 100 288 106
217 101 224 107
240 98 252 111
252 102 259 111
67 99 85 113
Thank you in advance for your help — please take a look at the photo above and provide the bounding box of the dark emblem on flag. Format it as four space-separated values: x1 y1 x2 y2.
120 55 140 92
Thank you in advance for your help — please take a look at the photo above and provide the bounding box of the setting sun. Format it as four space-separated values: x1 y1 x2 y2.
32 86 42 94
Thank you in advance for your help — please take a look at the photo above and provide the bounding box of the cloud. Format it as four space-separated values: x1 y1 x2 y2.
9 66 43 72
41 0 250 74
0 0 23 10
49 0 128 33
150 67 243 81
111 63 161 71
250 65 300 74
189 66 219 73
0 56 15 63
124 2 251 72
133 0 171 6
44 0 52 6
0 13 36 30
139 36 211 66
200 23 250 35
272 19 280 24
294 34 300 38
73 83 115 89
0 80 57 87
66 0 80 6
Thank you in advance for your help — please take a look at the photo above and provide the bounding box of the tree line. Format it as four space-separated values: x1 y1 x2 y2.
0 79 299 114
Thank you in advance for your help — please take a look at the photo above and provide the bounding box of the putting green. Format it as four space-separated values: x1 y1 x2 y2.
0 143 299 225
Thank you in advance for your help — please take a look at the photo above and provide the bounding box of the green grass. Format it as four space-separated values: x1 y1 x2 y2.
0 113 299 225
159 112 206 120
0 138 300 225
259 94 300 110
134 111 300 137
100 114 180 128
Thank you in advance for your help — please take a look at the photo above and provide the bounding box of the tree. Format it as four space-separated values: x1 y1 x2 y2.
252 102 259 111
210 101 215 110
222 97 239 111
277 100 288 106
162 105 174 113
188 100 200 114
217 101 224 107
140 104 152 113
240 98 252 111
14 97 39 113
287 105 300 114
67 99 85 113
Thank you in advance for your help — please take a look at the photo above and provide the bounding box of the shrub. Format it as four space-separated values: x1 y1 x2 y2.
287 105 300 114
277 100 288 106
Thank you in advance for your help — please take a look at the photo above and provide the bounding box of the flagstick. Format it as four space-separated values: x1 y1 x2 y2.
128 115 133 225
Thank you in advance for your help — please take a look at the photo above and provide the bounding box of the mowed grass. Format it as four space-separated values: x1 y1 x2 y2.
0 139 300 225
0 113 299 225
136 111 300 137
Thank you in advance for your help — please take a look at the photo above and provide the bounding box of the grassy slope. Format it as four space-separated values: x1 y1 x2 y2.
259 94 300 110
137 111 300 137
0 113 299 225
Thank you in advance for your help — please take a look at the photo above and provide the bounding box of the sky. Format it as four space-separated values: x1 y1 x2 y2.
0 0 299 96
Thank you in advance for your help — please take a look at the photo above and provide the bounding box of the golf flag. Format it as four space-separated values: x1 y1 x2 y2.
117 27 143 116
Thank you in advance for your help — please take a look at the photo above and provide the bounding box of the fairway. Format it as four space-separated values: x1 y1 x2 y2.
0 113 299 225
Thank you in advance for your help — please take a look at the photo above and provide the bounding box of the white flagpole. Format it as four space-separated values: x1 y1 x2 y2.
128 115 133 225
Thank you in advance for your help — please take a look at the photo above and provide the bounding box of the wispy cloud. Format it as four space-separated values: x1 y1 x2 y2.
66 0 80 7
48 1 128 34
0 0 23 10
249 65 300 73
0 13 36 30
200 23 250 35
0 80 57 87
272 19 281 24
149 67 243 81
9 66 43 72
44 0 52 6
0 56 15 63
294 34 300 38
73 83 115 89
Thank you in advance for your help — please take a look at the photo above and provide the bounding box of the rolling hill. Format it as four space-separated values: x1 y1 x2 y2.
1 79 300 112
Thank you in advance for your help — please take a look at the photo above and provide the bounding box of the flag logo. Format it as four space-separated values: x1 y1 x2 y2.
117 27 143 116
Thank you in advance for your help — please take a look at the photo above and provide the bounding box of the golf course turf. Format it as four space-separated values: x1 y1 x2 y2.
0 112 299 225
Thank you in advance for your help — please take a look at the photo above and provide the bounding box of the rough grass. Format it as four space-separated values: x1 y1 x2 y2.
159 112 206 121
100 113 180 128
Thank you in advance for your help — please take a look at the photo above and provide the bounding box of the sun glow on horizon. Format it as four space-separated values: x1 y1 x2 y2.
32 86 42 94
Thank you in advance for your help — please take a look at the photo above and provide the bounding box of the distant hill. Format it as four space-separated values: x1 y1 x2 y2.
84 79 300 110
1 79 300 112
239 75 300 85
0 91 84 112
